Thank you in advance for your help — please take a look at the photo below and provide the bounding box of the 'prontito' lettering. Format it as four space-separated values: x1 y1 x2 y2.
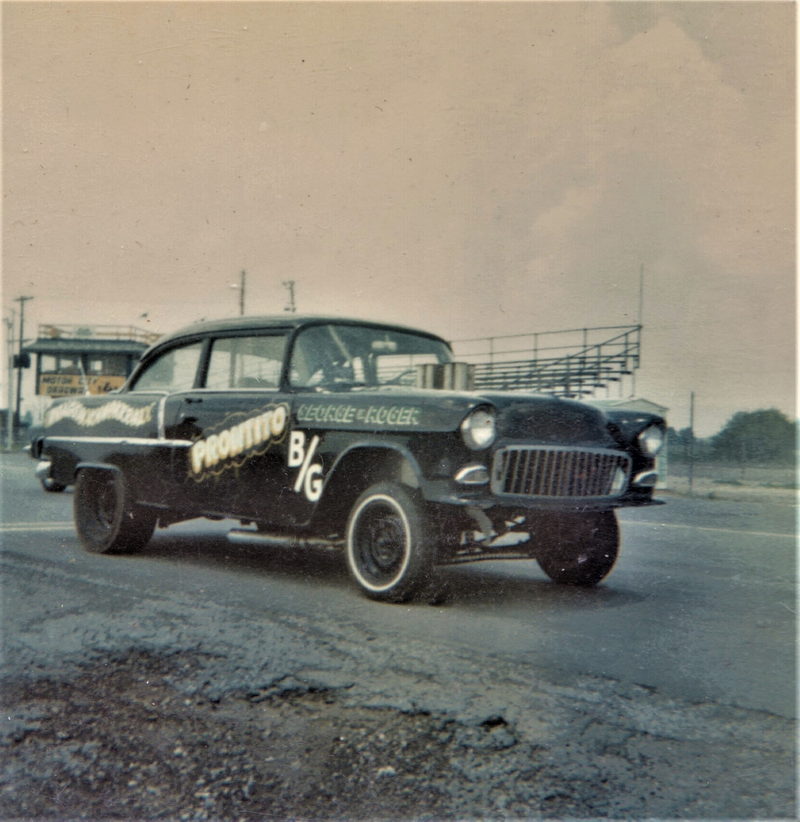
189 404 288 476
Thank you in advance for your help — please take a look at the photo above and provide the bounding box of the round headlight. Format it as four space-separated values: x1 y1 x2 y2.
460 407 497 450
638 424 665 456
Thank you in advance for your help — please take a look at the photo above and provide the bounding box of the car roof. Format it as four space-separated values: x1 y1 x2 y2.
152 315 450 347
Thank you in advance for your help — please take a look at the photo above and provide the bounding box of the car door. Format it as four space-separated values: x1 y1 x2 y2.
124 338 207 509
167 331 303 524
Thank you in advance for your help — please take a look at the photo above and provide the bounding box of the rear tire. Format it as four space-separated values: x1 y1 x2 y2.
74 469 156 554
345 482 434 602
534 511 619 586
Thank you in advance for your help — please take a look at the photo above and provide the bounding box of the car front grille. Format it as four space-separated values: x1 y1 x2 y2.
491 446 630 499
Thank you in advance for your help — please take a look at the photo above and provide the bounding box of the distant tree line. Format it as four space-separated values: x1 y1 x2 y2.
668 408 797 465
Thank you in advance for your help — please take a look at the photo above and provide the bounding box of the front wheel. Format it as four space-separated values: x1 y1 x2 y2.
345 482 434 602
534 511 619 586
74 469 156 554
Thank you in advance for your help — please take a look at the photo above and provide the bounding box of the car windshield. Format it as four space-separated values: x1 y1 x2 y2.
289 323 452 390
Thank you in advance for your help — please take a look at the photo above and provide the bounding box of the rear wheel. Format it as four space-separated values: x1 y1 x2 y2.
534 511 619 586
345 482 434 602
74 469 156 554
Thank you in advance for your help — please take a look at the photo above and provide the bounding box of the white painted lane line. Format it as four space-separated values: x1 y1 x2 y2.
622 520 796 540
1 522 74 533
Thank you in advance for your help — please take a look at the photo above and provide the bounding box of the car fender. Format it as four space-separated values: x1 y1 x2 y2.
309 440 426 532
327 439 424 490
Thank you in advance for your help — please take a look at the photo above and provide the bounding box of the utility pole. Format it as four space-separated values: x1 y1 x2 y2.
5 310 15 450
229 270 246 315
282 280 296 313
688 391 696 496
631 263 644 398
14 295 33 436
637 262 644 328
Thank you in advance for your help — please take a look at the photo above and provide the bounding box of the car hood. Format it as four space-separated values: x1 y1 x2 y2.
298 387 616 446
476 391 616 446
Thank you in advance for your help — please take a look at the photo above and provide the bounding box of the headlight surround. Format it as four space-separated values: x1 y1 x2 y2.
460 407 497 451
637 424 665 456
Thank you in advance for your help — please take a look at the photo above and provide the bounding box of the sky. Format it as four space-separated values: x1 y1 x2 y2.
2 1 795 436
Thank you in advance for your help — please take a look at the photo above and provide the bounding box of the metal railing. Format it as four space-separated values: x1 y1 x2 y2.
37 324 161 345
451 325 641 397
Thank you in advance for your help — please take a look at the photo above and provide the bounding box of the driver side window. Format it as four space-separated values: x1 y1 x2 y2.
130 342 204 393
290 325 364 388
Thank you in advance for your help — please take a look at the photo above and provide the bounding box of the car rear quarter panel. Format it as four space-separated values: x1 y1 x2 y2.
41 394 171 502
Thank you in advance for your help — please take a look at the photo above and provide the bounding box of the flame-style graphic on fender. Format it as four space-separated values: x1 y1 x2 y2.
45 399 155 429
188 403 288 481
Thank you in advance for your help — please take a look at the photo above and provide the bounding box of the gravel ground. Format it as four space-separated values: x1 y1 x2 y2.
1 469 796 820
2 641 794 820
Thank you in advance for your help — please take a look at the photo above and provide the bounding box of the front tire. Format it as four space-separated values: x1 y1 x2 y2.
345 482 434 602
74 469 156 554
534 511 619 586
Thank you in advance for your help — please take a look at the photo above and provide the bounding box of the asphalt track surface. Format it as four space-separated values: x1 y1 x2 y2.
1 451 796 818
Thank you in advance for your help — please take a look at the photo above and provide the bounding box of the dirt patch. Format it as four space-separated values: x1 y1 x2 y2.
0 650 565 820
2 649 795 820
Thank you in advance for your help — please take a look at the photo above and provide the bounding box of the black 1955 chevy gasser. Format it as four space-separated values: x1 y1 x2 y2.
31 315 665 602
